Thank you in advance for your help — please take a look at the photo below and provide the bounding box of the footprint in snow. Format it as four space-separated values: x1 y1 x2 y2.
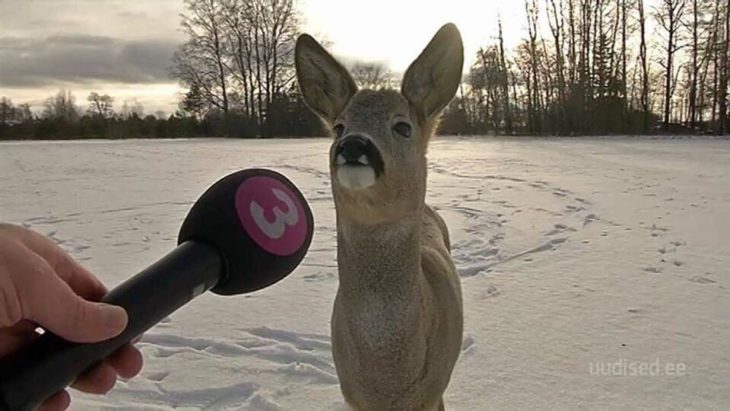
546 223 576 236
482 285 501 298
146 371 170 382
689 275 716 284
583 214 598 226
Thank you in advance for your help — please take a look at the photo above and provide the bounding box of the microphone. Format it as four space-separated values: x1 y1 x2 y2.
0 168 314 411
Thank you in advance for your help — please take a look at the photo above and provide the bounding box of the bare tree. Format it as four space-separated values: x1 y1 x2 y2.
687 0 701 129
0 97 13 125
219 0 299 129
546 0 566 132
525 0 543 133
638 0 652 133
16 103 33 122
717 0 730 133
621 0 630 103
121 99 145 119
580 0 594 122
655 0 687 131
350 62 395 90
43 90 79 122
497 17 513 134
171 0 230 114
566 0 579 86
471 45 511 131
220 0 255 118
87 92 115 119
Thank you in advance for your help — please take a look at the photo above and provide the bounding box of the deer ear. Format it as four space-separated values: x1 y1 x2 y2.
295 34 357 123
401 23 464 120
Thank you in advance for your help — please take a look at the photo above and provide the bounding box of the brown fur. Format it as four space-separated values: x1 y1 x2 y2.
295 24 465 410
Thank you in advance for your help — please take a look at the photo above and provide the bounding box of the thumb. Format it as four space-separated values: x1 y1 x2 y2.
15 253 128 343
40 298 129 344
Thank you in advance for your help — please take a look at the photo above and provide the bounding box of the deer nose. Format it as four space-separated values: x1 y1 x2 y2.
334 135 385 176
336 135 370 165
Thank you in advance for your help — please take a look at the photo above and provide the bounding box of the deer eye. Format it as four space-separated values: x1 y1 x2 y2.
333 124 345 138
392 122 412 138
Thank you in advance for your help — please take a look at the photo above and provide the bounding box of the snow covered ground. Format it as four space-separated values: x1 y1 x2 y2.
0 137 728 410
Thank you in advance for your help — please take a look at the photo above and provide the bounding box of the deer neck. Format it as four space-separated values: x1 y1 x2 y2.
335 208 424 299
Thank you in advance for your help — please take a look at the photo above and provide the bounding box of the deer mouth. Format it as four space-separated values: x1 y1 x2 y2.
332 135 384 190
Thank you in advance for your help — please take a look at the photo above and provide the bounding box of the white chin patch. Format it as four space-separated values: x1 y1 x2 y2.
337 165 376 190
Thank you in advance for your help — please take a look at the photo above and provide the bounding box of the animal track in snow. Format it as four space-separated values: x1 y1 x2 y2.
434 163 603 281
141 327 336 383
546 223 576 236
482 285 502 298
566 205 586 213
689 274 716 284
648 224 670 237
303 272 335 282
583 214 599 226
146 371 169 382
114 381 260 410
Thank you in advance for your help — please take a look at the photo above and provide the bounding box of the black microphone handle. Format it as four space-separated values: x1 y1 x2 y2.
0 241 223 411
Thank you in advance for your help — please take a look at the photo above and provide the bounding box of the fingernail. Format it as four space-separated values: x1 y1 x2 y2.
101 304 128 332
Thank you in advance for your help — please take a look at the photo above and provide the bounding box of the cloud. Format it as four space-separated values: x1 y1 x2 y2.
0 34 180 88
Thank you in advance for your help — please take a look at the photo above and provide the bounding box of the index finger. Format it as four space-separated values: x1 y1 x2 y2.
10 226 107 301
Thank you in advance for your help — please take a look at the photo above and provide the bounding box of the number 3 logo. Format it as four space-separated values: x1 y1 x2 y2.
249 188 299 239
235 176 308 256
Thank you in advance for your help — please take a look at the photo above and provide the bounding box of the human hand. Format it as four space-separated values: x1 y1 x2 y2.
0 224 143 410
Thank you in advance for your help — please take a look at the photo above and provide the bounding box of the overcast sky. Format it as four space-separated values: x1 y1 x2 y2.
0 0 534 114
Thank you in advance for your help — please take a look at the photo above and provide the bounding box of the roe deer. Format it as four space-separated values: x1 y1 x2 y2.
295 24 464 411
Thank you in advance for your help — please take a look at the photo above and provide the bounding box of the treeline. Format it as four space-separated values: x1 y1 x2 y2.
173 0 730 136
3 0 730 140
441 0 730 135
0 90 322 140
0 93 198 140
